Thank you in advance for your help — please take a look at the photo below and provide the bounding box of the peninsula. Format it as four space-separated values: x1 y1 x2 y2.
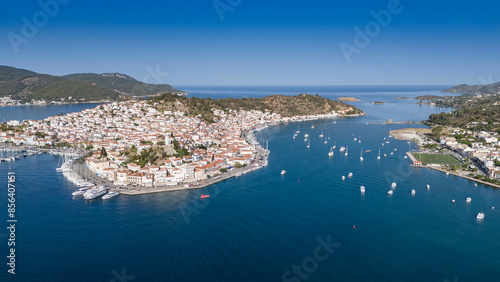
2 93 363 193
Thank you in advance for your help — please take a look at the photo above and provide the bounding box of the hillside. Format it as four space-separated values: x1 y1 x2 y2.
443 82 500 95
0 65 118 102
0 65 184 104
151 92 363 123
63 73 183 96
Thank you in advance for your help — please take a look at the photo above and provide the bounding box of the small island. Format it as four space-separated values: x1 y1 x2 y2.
338 96 360 102
396 96 411 100
372 101 384 104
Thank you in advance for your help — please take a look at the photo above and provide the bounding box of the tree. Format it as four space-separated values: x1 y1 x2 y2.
100 147 107 158
220 168 227 173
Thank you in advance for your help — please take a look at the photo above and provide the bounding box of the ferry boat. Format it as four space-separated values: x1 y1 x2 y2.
466 197 472 203
200 194 210 199
281 170 286 175
477 212 485 220
102 191 119 200
360 186 365 192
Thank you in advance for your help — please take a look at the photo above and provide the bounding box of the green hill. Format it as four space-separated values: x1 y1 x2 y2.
0 65 184 103
151 92 363 123
63 73 182 96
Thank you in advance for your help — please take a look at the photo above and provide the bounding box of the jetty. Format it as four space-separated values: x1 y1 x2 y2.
367 119 421 125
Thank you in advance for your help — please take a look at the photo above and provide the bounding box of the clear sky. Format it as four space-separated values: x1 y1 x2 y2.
1 0 499 86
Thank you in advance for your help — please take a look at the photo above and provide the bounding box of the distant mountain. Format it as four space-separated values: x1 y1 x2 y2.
63 73 183 96
442 82 500 94
0 66 119 102
0 65 184 103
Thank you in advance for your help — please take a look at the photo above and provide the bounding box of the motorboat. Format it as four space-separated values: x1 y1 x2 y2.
200 194 210 199
411 189 416 195
360 186 365 192
102 191 119 200
281 170 286 175
387 190 393 195
466 197 471 203
476 212 485 220
391 182 397 188
348 172 353 177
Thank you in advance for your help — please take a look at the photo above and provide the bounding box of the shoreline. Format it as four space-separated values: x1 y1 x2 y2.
74 113 362 195
411 165 500 189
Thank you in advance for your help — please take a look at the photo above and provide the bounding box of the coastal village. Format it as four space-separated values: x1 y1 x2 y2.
1 99 352 189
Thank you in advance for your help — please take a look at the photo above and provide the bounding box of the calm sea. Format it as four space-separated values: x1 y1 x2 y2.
1 86 499 282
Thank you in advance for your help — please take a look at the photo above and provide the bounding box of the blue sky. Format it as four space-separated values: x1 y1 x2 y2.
1 0 499 86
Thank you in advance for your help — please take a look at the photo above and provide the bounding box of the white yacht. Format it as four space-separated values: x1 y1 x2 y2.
72 187 89 196
328 147 334 157
84 186 107 200
319 130 324 138
348 172 353 178
360 148 363 161
466 197 472 203
387 190 393 195
281 170 286 175
391 182 397 188
342 175 345 181
411 189 416 196
103 191 120 200
360 186 365 192
377 148 381 160
339 146 345 152
426 184 430 190
476 212 485 220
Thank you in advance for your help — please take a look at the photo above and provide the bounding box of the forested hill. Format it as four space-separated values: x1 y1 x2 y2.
151 92 363 123
0 65 183 103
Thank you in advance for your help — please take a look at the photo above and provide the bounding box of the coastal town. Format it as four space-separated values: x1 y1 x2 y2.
391 126 500 186
1 98 356 192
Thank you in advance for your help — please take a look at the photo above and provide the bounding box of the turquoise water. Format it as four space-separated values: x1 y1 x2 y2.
1 86 499 281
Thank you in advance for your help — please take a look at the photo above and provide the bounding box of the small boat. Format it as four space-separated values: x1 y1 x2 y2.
384 154 387 157
339 146 345 152
452 199 456 203
360 186 365 192
404 156 407 159
477 212 485 220
345 146 348 156
342 176 345 181
394 148 397 151
304 133 309 138
328 147 334 157
319 130 324 138
466 197 471 203
360 148 363 161
411 189 416 196
281 170 286 175
446 172 449 175
390 152 394 155
387 190 393 195
200 194 210 199
306 140 310 149
391 182 397 188
354 137 357 141
382 143 384 146
365 150 371 153
102 191 119 200
426 184 430 190
492 207 495 210
304 138 308 142
324 140 327 144
236 172 242 177
348 172 353 178
377 148 380 160
311 125 315 129
474 183 478 187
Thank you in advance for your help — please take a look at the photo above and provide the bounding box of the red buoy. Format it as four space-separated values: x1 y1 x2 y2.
298 179 300 182
353 225 356 229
